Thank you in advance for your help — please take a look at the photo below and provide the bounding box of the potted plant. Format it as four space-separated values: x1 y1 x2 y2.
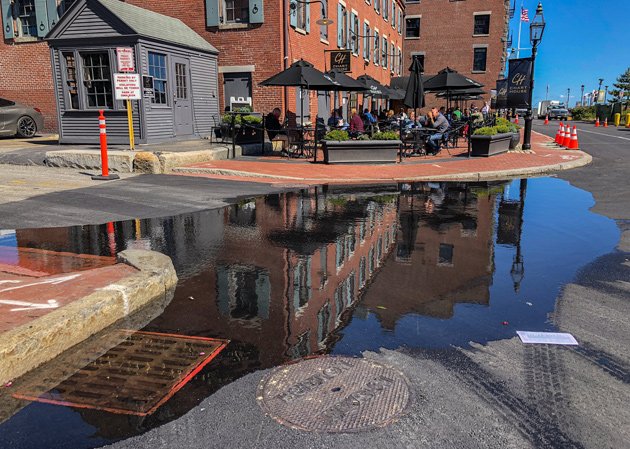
221 108 263 144
470 125 512 157
321 130 401 164
496 117 521 149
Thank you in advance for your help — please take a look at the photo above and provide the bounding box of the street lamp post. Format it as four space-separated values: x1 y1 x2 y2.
580 84 584 106
567 88 570 107
597 78 604 104
604 85 608 103
522 3 545 151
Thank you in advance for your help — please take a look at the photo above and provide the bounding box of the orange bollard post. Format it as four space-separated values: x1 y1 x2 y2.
92 110 120 181
568 126 579 150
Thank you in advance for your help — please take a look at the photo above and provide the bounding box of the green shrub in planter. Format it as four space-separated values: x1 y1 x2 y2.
496 117 520 132
324 129 350 141
495 124 512 134
473 126 500 136
242 115 262 125
222 113 242 125
371 131 400 140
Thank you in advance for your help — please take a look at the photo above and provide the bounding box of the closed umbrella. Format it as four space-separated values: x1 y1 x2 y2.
403 57 425 110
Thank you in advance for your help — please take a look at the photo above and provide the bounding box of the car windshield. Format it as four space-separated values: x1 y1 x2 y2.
0 98 15 107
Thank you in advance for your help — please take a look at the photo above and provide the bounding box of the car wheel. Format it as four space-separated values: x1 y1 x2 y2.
16 115 37 138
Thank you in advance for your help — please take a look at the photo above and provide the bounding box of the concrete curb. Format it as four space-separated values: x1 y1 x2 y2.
157 146 241 173
0 249 178 385
46 149 135 173
172 151 593 184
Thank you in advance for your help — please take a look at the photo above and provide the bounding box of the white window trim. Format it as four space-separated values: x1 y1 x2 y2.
404 15 421 40
373 27 380 66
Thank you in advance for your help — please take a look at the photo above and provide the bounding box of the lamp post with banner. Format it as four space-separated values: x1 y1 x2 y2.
522 3 545 151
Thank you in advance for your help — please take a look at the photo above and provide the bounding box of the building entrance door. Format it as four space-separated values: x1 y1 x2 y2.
172 57 194 136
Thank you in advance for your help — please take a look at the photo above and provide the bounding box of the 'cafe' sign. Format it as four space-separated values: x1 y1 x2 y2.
330 50 351 73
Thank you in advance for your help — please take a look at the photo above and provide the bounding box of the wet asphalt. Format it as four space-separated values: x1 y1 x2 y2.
101 120 630 448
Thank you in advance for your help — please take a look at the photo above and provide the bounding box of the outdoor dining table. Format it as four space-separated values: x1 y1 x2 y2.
402 127 439 157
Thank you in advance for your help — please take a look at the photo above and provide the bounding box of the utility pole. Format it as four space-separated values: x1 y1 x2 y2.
546 84 549 101
580 84 584 106
604 85 608 103
566 88 570 107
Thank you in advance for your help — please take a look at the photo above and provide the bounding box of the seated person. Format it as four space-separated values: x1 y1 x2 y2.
265 108 284 140
426 107 450 155
349 108 364 137
363 108 377 124
327 109 340 128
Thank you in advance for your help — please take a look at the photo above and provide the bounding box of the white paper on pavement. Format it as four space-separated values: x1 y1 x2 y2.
516 331 579 345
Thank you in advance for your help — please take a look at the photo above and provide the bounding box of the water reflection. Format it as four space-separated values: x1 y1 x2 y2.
1 178 620 449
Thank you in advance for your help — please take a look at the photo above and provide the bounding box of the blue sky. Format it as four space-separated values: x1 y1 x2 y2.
507 0 630 106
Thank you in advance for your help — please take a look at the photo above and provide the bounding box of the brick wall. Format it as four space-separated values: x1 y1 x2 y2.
0 40 57 132
403 0 509 109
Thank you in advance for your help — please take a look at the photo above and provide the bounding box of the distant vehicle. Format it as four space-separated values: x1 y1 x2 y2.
547 106 569 121
537 100 561 119
0 98 44 138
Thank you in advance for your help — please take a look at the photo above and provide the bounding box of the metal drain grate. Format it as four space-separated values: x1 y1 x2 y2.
257 356 411 432
14 330 228 416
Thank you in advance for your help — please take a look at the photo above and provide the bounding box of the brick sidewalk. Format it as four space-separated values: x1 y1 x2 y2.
175 131 589 185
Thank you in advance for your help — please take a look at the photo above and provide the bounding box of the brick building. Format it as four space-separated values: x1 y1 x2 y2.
402 0 510 107
1 0 404 132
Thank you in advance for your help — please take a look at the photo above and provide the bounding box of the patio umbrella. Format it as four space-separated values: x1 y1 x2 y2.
324 69 367 124
436 87 486 98
356 75 390 98
387 88 406 101
260 59 340 125
403 57 425 110
423 67 484 91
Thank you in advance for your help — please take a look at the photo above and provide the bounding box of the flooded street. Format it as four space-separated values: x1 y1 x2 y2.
0 177 621 449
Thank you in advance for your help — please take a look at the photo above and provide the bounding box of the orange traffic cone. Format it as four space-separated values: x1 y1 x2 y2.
562 124 571 147
555 123 562 144
515 114 519 124
603 118 608 128
595 117 600 127
558 123 566 146
568 126 579 150
544 115 549 125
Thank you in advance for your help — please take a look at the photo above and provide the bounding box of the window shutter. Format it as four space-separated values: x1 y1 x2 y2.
1 0 14 39
205 0 220 27
305 2 310 32
337 4 342 47
34 0 49 37
290 0 298 28
249 0 264 24
46 0 59 30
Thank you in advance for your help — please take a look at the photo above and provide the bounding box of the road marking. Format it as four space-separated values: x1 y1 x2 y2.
0 273 81 293
0 299 59 312
577 128 630 141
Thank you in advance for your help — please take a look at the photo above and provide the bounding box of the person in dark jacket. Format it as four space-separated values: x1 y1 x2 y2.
265 108 283 140
349 108 364 137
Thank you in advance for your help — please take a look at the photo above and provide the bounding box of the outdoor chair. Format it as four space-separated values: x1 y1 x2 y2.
210 115 223 144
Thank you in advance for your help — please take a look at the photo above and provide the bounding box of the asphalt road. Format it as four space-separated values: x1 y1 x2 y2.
102 120 630 449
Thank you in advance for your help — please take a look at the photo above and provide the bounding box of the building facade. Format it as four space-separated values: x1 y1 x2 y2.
1 0 404 132
402 0 510 106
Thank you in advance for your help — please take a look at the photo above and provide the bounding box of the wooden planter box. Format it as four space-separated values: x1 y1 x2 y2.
470 133 512 157
322 140 401 164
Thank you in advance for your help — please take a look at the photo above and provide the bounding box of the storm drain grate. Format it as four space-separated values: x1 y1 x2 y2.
13 330 228 416
257 356 411 432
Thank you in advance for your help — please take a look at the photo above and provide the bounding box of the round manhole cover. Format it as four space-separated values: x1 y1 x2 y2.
257 356 411 432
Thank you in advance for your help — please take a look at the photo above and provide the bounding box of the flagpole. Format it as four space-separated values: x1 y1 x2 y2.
516 0 523 58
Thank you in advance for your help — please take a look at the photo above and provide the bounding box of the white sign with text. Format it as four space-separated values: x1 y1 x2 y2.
116 47 135 72
114 73 142 100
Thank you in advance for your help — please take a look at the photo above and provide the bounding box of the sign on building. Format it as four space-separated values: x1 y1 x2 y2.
330 50 351 73
114 74 142 100
142 75 155 99
116 47 136 72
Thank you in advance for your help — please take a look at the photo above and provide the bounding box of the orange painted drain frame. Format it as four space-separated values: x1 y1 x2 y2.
13 330 229 416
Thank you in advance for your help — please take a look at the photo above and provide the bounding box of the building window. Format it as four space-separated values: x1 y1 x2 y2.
175 63 188 99
405 17 420 39
16 0 37 37
222 0 249 24
81 52 113 109
391 3 395 28
338 4 348 48
373 30 379 65
63 52 79 110
473 47 487 72
351 12 359 55
398 9 402 34
363 21 370 60
382 37 387 69
374 0 380 14
383 0 388 20
473 14 490 35
148 52 168 105
398 48 402 75
320 1 328 40
296 0 307 30
412 53 425 71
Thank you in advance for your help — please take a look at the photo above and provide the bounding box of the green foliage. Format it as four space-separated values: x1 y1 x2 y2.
357 134 371 140
473 126 500 136
496 117 520 132
371 131 400 140
324 129 350 141
222 113 241 125
235 106 253 113
570 106 596 121
495 124 512 133
242 115 262 124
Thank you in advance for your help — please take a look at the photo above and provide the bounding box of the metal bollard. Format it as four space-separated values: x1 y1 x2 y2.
92 110 120 180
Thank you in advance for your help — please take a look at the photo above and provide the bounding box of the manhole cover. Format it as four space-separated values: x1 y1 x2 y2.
257 356 411 432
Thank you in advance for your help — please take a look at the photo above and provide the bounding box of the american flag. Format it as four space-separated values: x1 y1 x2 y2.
521 8 529 22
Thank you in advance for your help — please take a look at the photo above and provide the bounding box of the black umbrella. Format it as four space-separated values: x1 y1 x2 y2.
423 67 484 91
403 57 425 110
387 87 406 101
390 75 433 90
356 75 390 98
260 59 340 125
324 69 366 91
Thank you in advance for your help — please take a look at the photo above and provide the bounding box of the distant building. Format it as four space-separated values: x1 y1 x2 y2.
402 0 510 107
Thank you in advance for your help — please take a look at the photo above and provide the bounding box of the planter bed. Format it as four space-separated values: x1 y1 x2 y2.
470 133 512 157
322 140 402 164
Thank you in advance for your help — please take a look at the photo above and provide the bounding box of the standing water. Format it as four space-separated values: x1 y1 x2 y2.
0 177 619 449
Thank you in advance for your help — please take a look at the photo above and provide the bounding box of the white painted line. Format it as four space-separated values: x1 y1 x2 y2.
517 331 578 345
432 164 442 168
0 273 81 293
577 128 630 141
0 298 59 312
